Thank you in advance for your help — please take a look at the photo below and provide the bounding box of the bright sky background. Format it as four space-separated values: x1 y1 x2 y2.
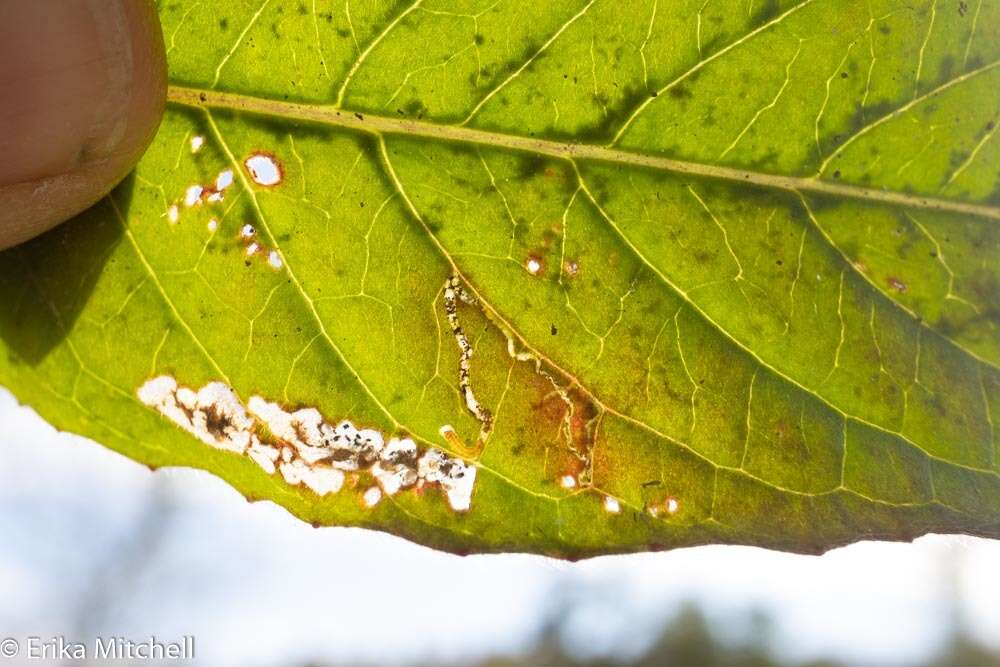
2 387 998 667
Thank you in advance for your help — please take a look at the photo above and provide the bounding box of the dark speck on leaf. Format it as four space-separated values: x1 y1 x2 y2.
354 113 364 121
833 170 841 179
551 324 558 336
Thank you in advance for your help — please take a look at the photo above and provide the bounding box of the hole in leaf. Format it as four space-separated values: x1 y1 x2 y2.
244 152 283 186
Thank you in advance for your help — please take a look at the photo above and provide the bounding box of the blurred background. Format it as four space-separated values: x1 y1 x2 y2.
2 386 998 667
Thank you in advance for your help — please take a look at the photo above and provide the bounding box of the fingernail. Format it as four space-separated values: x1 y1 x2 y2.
0 0 134 185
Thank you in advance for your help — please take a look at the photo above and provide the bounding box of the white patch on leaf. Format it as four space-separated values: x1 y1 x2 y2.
138 377 477 511
247 441 279 474
280 459 345 495
184 185 204 207
245 153 282 186
363 486 383 507
418 448 477 512
136 377 253 453
216 169 234 191
372 437 419 495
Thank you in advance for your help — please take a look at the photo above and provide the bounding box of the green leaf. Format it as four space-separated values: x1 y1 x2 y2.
2 0 998 558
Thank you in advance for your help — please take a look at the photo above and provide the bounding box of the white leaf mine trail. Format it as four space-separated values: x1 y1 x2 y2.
443 276 493 442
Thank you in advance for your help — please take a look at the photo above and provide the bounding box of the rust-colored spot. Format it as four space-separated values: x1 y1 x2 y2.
887 276 907 293
646 496 680 518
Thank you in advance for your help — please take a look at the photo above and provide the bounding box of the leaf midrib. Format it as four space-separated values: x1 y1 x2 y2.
167 85 1000 221
168 82 1000 376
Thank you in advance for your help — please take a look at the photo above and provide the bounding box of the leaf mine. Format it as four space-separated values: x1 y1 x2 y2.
443 276 494 445
137 376 477 512
500 330 601 490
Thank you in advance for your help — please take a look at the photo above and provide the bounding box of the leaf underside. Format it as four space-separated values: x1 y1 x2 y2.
1 0 998 558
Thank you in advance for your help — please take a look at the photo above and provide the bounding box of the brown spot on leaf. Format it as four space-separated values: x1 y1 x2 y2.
887 276 908 293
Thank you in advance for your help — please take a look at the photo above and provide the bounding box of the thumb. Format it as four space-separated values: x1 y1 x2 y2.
0 0 166 250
